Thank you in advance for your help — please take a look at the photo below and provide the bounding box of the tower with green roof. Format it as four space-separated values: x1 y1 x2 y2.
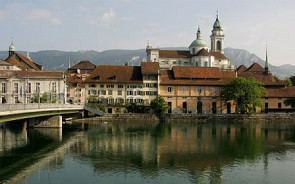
210 12 225 54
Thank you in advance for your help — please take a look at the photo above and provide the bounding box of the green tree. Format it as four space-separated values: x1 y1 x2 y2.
150 96 169 120
41 92 49 103
284 98 295 108
286 78 292 86
220 77 267 114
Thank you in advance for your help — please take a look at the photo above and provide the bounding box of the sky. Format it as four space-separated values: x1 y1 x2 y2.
0 0 294 66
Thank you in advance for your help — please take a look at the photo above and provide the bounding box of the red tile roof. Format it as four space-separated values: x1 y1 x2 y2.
141 62 160 75
160 67 235 86
84 65 142 83
263 86 295 98
69 60 96 70
16 52 40 71
209 51 228 60
196 48 211 56
172 66 222 79
6 56 22 67
236 65 247 73
15 71 63 78
159 50 191 58
0 59 13 66
245 63 265 73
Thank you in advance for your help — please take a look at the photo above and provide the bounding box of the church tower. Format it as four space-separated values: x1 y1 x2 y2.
210 12 225 54
9 41 16 57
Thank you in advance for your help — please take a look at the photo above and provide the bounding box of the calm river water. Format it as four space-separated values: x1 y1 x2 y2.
1 120 295 184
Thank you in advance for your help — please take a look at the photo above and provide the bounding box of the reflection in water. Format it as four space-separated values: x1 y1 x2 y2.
1 121 295 184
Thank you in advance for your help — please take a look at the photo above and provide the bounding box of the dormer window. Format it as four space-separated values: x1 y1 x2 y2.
92 76 100 80
108 75 116 80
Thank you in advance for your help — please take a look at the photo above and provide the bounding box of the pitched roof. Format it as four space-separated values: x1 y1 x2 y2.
15 71 63 78
6 56 22 66
84 65 142 83
245 62 265 72
238 72 286 86
159 50 191 58
236 65 247 73
209 51 228 60
264 86 295 98
69 60 96 70
15 52 40 71
172 66 222 79
196 48 211 56
0 59 13 66
140 62 160 75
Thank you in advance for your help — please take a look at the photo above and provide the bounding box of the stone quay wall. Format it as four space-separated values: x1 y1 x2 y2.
78 113 295 123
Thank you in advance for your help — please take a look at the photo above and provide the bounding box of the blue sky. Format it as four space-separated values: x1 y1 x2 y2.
0 0 294 66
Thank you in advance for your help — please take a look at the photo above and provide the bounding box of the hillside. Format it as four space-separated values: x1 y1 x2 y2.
0 48 294 78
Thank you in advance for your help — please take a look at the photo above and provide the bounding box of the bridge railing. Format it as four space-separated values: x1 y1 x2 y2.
0 103 83 111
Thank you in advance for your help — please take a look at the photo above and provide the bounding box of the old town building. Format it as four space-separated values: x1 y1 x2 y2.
0 43 65 104
146 15 233 70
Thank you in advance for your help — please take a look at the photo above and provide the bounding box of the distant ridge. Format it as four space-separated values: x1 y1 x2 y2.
0 47 294 79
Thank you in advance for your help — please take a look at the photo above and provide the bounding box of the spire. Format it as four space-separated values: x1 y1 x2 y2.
197 26 201 39
68 56 71 68
216 10 219 20
265 45 269 75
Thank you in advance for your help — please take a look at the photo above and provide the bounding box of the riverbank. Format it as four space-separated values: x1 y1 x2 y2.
74 113 295 122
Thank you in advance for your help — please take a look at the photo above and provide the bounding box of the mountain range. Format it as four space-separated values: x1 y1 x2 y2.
0 48 294 79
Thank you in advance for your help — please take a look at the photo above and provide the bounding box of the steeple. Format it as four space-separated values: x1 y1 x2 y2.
197 26 201 39
265 45 269 75
210 12 224 54
9 38 16 57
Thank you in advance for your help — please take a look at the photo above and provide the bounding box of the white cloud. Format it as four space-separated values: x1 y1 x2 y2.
0 10 6 20
24 9 62 25
89 8 117 27
50 18 62 25
100 9 116 23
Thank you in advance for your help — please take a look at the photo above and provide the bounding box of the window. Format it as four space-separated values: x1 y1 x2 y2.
107 84 114 88
1 83 6 93
89 84 96 88
278 97 282 100
108 98 114 104
265 97 269 100
27 96 31 103
217 40 222 51
127 91 134 95
118 90 122 95
89 90 97 95
192 48 196 54
197 87 202 94
52 82 56 93
27 83 31 93
211 87 217 94
118 85 123 88
36 82 40 92
100 90 106 95
204 61 208 67
100 84 104 88
118 98 124 104
278 103 282 109
168 87 172 93
108 90 112 95
14 83 18 93
168 97 172 99
145 83 157 88
182 87 187 94
14 96 18 103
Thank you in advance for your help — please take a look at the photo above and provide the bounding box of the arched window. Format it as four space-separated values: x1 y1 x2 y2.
217 41 222 51
192 48 196 54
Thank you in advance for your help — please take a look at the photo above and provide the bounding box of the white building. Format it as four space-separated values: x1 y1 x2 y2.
146 15 234 70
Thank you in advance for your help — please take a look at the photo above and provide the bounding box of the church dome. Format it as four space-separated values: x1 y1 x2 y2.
189 39 208 47
9 43 15 52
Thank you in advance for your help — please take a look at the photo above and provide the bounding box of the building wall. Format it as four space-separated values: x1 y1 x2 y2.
0 77 65 104
159 84 234 114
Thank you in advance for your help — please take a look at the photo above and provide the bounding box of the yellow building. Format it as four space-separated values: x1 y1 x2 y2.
159 66 235 114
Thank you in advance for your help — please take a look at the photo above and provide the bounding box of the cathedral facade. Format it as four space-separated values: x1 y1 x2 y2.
146 15 234 70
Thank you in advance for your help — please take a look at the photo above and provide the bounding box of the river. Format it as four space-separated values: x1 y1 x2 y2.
1 120 295 184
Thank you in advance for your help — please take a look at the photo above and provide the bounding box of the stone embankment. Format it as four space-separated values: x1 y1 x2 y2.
77 113 295 122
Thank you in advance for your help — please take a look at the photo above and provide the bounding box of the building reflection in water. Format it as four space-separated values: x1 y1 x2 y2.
68 121 295 183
